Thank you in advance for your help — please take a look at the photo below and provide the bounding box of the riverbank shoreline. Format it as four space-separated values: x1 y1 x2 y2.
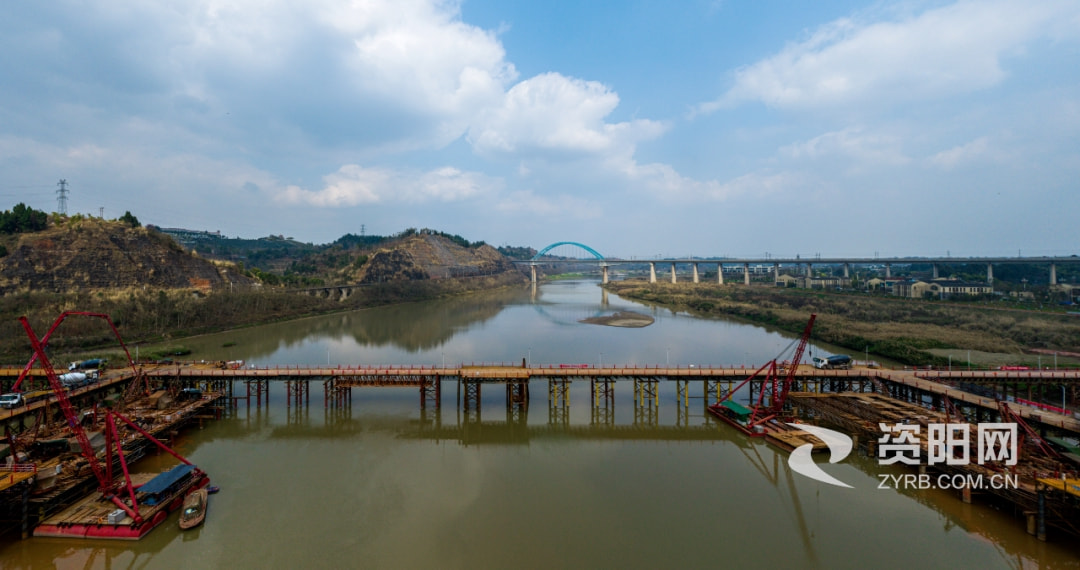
0 270 528 363
603 281 1080 367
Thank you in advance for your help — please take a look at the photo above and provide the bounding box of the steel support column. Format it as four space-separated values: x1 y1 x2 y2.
633 379 659 425
548 379 570 425
591 378 614 426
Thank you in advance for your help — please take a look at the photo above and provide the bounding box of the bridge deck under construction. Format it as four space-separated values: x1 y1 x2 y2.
127 362 1080 430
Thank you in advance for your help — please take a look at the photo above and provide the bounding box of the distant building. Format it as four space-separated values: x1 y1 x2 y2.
865 277 906 292
796 275 850 289
149 225 223 242
774 274 798 287
895 279 993 298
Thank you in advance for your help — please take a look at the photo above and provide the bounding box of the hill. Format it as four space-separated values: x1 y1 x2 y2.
0 216 254 294
351 232 517 283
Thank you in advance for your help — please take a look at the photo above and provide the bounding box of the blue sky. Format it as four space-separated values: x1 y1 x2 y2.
1 0 1078 258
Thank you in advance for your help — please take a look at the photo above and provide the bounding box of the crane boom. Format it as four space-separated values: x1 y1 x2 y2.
12 311 138 393
772 313 816 414
19 317 110 492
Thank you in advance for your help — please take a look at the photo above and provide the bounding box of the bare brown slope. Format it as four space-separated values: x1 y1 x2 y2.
0 218 254 294
352 234 519 284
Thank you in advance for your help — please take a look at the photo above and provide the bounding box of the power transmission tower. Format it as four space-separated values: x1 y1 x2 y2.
56 179 69 215
360 224 365 237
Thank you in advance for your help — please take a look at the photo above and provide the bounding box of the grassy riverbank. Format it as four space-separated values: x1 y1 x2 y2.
0 271 527 362
604 281 1080 367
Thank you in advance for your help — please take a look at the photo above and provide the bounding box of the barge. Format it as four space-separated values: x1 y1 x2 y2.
34 464 209 540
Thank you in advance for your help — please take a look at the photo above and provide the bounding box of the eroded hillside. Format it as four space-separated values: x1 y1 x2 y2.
348 233 519 284
0 218 254 294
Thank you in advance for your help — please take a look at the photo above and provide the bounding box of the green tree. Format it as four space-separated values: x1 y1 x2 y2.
119 211 141 228
0 203 48 234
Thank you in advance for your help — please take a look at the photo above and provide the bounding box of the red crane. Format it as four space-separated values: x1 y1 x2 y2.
18 313 196 524
11 311 138 393
708 313 816 433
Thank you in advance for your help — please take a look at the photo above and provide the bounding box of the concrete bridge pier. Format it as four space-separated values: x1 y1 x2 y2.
885 263 892 278
932 263 939 279
649 262 657 283
670 263 677 284
805 263 812 277
601 265 609 284
530 264 537 284
717 264 724 284
743 263 750 285
987 263 994 284
843 263 850 278
1050 263 1057 285
692 263 699 283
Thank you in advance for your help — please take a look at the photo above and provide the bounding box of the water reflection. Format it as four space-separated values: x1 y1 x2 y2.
192 387 1080 569
3 280 1079 568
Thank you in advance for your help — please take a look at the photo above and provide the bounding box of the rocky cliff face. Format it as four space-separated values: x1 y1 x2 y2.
353 234 520 284
0 218 254 294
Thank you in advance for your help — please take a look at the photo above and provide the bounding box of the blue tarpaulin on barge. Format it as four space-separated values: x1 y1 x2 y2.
138 464 195 496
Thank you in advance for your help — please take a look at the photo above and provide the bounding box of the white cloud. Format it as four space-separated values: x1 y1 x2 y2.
781 127 909 166
616 157 800 202
277 164 498 207
494 189 598 220
469 72 666 158
700 0 1080 112
929 136 990 169
3 1 518 153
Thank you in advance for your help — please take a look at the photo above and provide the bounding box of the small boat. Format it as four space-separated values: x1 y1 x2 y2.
178 488 208 530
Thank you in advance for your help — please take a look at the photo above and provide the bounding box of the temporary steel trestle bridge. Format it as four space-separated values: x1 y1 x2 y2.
125 362 1080 436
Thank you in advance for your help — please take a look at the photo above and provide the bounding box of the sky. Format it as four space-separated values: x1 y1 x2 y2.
1 0 1078 259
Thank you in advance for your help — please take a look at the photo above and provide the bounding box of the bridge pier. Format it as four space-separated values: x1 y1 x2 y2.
421 374 441 410
591 378 614 426
670 263 677 284
530 264 537 284
692 263 699 283
462 380 482 423
633 379 659 425
843 263 850 278
548 379 570 425
649 262 657 283
324 377 353 410
602 265 609 284
885 263 892 278
285 379 309 408
743 263 750 285
244 379 270 409
676 379 691 408
717 264 724 284
1050 263 1057 285
987 263 994 284
932 263 939 279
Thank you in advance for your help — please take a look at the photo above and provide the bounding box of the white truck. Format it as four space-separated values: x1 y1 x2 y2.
812 354 852 370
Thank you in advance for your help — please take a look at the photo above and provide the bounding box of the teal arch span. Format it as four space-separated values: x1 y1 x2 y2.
531 242 604 261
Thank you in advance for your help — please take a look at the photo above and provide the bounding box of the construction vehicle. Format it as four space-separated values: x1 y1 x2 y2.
15 311 212 539
0 389 52 409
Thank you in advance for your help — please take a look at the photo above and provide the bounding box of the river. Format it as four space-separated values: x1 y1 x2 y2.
2 280 1078 568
